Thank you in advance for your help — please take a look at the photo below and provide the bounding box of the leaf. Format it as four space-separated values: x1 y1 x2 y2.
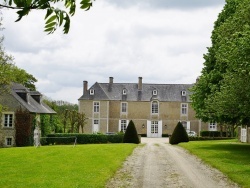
26 0 32 6
45 8 53 20
45 22 57 29
59 11 64 26
63 14 70 34
15 8 30 22
45 15 57 24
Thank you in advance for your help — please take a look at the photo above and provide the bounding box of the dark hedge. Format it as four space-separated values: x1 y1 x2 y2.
43 133 124 145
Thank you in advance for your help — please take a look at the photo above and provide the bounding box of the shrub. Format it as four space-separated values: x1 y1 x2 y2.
200 131 228 137
44 133 124 145
123 120 140 144
169 122 189 145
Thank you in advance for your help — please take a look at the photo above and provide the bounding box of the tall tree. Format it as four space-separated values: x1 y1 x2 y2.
191 0 250 132
0 0 93 34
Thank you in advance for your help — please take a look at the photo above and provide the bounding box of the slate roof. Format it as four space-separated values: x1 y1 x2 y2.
79 82 193 102
11 83 56 114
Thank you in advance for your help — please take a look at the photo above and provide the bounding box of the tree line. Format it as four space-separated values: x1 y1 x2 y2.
191 0 250 135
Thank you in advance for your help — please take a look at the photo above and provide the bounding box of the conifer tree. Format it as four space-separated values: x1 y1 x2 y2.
123 120 140 144
170 122 189 145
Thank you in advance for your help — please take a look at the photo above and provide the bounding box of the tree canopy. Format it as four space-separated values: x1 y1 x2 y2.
0 18 37 90
0 0 94 34
191 0 250 127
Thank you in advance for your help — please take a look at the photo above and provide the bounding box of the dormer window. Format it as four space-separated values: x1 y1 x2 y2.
181 91 186 96
122 89 127 95
90 89 95 95
153 90 157 96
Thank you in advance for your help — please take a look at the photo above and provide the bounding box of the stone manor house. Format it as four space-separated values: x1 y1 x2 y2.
78 77 214 137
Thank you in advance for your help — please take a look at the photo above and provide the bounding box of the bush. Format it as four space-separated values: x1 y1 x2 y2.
169 122 189 145
44 133 124 145
123 120 140 144
188 136 233 141
200 131 228 137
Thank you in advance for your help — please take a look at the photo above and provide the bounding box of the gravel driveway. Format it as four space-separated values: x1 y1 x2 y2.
106 138 240 188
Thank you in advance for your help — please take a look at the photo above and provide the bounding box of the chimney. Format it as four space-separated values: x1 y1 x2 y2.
138 77 142 90
83 81 88 94
109 77 113 84
108 77 113 92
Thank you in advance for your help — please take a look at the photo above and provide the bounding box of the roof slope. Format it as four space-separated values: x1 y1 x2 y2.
11 83 56 114
79 82 193 102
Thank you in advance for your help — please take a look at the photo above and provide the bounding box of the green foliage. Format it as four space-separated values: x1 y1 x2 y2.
200 131 228 137
191 0 250 128
123 120 140 144
40 114 53 137
42 100 86 133
15 108 34 146
169 122 189 145
1 0 94 34
45 133 124 144
0 19 37 91
188 136 233 141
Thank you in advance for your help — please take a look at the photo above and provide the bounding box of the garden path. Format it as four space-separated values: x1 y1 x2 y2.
106 137 240 188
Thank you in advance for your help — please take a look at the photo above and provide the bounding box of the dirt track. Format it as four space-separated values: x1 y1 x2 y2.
106 138 240 188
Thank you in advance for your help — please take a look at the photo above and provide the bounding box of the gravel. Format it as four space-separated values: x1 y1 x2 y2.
106 137 240 188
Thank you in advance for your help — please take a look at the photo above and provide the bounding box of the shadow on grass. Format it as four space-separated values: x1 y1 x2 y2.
194 141 250 164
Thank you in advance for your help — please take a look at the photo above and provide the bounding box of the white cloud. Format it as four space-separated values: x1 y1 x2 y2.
1 0 225 103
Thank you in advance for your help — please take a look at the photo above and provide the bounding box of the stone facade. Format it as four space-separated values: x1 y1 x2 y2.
79 77 210 137
0 83 55 147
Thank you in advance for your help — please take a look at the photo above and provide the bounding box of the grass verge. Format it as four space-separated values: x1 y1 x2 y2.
0 144 137 188
179 139 250 187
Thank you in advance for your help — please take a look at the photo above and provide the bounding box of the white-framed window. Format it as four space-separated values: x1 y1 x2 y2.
121 120 127 132
209 122 217 131
93 102 100 113
121 102 127 113
181 121 190 131
93 119 99 133
5 137 13 146
153 90 157 95
151 101 159 114
90 89 95 95
122 89 127 95
181 91 187 96
3 113 14 128
181 103 188 115
151 121 158 133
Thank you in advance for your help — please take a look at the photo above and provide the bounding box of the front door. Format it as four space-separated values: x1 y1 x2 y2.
147 120 162 137
151 121 159 137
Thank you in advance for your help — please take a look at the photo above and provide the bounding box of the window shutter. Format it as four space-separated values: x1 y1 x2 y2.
187 121 190 131
118 120 121 132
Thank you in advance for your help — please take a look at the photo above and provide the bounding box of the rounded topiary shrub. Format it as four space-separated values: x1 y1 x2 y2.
123 120 140 144
169 122 189 145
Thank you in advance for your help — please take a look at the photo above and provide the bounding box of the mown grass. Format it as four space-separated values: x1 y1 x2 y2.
0 144 137 188
179 139 250 188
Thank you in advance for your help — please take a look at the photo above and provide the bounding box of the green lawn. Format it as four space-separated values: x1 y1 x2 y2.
179 139 250 188
0 144 137 188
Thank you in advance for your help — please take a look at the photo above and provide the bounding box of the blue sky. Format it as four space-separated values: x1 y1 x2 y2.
1 0 225 104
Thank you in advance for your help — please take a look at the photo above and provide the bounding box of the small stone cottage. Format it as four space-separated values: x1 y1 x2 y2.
0 83 56 147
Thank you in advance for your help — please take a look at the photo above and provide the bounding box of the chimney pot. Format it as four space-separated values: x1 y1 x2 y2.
109 77 114 84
